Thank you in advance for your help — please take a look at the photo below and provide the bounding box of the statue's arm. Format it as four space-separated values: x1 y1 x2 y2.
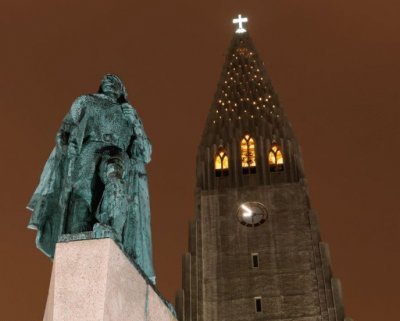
122 102 152 163
56 96 87 155
56 113 73 153
134 129 152 164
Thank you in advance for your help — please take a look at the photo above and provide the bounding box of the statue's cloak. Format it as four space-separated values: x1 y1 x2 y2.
27 146 65 258
27 95 155 281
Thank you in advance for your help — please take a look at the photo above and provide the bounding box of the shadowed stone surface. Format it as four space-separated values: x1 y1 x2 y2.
43 238 176 321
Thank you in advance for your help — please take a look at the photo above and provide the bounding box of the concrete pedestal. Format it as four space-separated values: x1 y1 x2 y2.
43 238 176 321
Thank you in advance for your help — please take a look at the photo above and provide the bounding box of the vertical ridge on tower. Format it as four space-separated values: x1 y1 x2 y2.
177 16 351 321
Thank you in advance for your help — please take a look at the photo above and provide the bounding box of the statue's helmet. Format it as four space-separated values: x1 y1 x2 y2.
99 74 128 102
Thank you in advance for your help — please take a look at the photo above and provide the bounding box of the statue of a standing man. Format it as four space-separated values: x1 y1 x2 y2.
27 74 155 283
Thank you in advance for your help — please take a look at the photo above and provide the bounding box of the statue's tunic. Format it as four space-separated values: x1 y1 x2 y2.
65 94 135 233
27 92 155 282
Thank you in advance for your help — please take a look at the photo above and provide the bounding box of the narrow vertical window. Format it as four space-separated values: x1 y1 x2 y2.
214 147 229 177
254 297 262 313
251 253 259 268
268 142 284 172
241 134 256 174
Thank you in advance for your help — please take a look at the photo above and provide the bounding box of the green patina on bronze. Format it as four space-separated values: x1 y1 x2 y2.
27 74 155 283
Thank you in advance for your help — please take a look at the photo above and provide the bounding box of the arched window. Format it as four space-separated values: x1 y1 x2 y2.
268 142 284 172
215 148 229 177
241 134 256 174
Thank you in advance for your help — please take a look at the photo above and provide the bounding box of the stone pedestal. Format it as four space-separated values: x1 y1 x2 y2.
43 238 176 321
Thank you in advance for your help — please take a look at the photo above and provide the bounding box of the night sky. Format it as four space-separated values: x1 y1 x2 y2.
1 1 399 320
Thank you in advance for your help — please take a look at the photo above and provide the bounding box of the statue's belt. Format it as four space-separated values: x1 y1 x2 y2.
87 134 129 150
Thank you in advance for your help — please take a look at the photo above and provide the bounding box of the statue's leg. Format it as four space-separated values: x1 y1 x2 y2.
65 145 100 234
96 183 112 227
97 154 128 242
111 189 128 242
66 166 96 234
66 192 92 234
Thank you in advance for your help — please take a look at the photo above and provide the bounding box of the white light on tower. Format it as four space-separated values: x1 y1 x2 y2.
241 204 253 217
233 14 248 34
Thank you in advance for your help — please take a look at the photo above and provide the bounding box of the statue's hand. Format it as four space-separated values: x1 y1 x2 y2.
121 103 135 124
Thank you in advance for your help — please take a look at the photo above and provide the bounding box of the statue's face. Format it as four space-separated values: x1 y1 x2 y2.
100 74 127 101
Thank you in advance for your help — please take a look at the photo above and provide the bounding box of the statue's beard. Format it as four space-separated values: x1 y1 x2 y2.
102 89 119 100
101 82 124 101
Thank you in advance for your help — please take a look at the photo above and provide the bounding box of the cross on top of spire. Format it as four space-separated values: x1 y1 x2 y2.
232 14 248 34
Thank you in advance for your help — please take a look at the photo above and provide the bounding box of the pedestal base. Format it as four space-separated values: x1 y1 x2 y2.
43 238 176 321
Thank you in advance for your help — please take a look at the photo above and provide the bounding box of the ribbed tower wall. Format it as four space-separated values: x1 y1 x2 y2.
176 31 350 321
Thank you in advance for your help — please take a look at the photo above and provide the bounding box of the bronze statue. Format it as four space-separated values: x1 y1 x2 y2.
27 74 155 282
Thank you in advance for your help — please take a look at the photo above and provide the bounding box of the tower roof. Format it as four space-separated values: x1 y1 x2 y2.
200 30 294 148
197 20 304 190
212 33 278 122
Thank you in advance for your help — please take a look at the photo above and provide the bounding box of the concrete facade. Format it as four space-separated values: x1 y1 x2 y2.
43 238 176 321
178 184 349 321
176 32 351 321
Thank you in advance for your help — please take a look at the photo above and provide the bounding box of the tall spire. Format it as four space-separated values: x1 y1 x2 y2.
177 17 351 321
207 33 283 126
198 18 303 190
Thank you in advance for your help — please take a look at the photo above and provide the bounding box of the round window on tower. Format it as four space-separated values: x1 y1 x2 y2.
237 202 267 227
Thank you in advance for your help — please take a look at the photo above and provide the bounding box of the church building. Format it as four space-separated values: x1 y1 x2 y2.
176 15 351 321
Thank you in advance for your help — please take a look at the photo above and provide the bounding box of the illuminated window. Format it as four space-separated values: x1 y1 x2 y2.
215 147 229 177
268 142 284 172
241 134 256 174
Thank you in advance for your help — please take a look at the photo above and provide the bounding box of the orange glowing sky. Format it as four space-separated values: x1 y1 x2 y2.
1 1 399 320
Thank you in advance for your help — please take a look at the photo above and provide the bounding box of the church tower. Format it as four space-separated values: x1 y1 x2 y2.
176 16 351 321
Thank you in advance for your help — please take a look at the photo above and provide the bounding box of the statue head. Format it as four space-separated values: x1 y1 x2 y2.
98 74 128 103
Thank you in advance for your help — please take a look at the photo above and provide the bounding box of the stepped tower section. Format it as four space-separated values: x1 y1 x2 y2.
176 18 351 321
